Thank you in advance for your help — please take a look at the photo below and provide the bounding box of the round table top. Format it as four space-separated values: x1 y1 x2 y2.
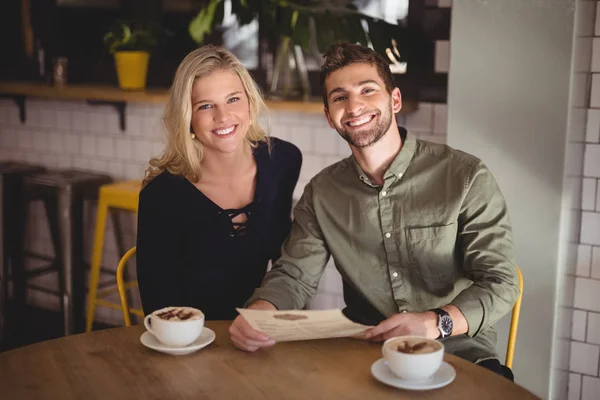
0 321 540 400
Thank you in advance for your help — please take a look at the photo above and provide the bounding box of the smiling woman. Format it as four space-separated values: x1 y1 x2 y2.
135 45 302 320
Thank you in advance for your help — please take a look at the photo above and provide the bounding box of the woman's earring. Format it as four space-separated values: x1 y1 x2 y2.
191 133 196 140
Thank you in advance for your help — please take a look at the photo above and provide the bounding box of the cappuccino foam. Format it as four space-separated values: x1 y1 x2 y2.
389 337 441 354
155 307 203 321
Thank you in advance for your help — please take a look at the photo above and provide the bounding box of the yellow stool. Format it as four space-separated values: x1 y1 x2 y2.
116 246 143 326
86 180 142 332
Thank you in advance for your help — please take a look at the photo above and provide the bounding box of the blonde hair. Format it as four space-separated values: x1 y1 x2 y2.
143 45 269 187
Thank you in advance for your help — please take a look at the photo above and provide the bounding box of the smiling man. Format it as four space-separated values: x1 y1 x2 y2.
229 43 520 380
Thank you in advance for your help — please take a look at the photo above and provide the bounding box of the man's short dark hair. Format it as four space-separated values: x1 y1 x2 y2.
320 42 395 109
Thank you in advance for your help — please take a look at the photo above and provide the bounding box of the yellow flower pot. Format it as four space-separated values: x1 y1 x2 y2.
114 51 150 90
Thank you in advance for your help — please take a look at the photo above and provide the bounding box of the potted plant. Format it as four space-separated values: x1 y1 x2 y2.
104 22 158 90
188 0 404 99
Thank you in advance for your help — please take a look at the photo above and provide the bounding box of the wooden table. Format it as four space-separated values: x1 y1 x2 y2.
0 321 540 399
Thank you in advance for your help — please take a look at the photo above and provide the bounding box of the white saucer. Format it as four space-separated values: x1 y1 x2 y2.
140 327 216 355
371 358 456 391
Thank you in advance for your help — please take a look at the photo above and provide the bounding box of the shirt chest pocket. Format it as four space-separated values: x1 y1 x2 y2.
404 223 458 295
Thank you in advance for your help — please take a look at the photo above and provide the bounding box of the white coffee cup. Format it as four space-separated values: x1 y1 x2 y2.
144 306 205 348
382 336 444 380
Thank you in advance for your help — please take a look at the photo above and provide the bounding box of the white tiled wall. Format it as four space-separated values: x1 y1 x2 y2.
0 97 446 325
566 2 600 399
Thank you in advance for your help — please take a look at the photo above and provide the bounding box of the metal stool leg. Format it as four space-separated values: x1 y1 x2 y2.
0 175 5 344
57 186 74 336
71 197 85 333
86 197 109 333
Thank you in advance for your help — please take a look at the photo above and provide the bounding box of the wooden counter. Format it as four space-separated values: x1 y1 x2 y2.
0 81 418 112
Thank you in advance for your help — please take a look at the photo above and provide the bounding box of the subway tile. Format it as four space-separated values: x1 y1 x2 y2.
55 110 71 130
97 137 115 159
571 108 587 143
596 3 600 36
80 136 96 157
105 111 121 135
143 115 162 138
132 140 154 163
89 159 109 173
0 129 16 149
325 156 342 167
114 137 132 161
336 137 351 157
105 161 125 180
313 127 339 156
56 155 72 169
577 0 595 36
554 371 567 400
582 376 600 400
405 103 434 132
592 38 600 73
72 156 90 170
575 37 592 73
574 277 600 311
581 212 600 245
568 142 585 177
63 134 81 155
47 132 64 154
572 310 588 341
587 109 600 143
592 246 600 279
88 111 108 133
32 131 48 152
585 144 600 177
433 104 448 134
40 109 57 129
71 111 88 133
583 178 597 210
300 155 326 182
587 312 600 345
125 115 143 137
569 341 599 375
590 74 600 108
434 40 450 73
577 245 592 277
290 127 314 154
152 141 164 158
17 130 32 150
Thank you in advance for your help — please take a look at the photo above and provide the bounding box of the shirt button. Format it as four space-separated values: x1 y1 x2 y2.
392 272 398 278
381 191 387 197
398 173 403 178
385 232 391 238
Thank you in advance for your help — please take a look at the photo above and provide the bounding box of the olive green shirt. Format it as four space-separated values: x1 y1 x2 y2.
248 128 520 364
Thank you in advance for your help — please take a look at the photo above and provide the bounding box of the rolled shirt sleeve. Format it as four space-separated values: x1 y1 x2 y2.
450 161 521 337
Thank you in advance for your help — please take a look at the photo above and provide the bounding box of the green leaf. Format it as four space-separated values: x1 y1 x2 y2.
314 13 336 53
277 6 295 37
188 0 222 44
214 0 225 27
291 13 310 51
232 0 256 26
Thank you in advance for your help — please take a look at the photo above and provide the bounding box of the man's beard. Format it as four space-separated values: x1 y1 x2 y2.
336 102 393 148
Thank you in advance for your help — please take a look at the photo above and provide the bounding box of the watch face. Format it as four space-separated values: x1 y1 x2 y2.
440 315 453 335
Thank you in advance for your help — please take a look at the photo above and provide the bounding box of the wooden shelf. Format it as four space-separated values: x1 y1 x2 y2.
0 81 417 131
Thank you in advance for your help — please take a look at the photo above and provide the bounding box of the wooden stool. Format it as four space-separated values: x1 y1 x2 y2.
22 169 112 335
0 162 47 344
86 180 142 332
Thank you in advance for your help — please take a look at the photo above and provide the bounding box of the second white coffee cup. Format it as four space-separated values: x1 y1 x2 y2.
144 306 205 348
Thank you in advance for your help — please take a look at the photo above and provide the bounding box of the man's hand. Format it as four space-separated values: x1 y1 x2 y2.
229 300 277 352
363 312 439 342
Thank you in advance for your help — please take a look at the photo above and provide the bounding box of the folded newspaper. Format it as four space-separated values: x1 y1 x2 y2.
236 308 372 342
